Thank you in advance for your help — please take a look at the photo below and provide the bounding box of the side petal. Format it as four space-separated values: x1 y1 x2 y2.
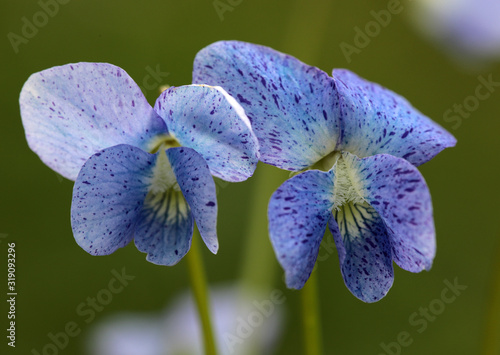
154 85 259 182
193 41 341 171
268 170 335 289
328 202 394 303
167 147 218 254
333 69 456 166
71 144 154 256
20 63 167 180
343 152 436 272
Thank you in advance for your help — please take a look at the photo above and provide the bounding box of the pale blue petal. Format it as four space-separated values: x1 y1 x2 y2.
193 41 341 171
71 144 154 255
154 85 259 182
167 147 218 254
20 63 167 180
344 153 435 272
268 170 335 289
328 203 394 303
134 188 194 266
333 69 456 166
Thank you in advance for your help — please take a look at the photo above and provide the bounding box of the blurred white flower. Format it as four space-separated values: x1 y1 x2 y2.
87 285 285 355
410 0 500 60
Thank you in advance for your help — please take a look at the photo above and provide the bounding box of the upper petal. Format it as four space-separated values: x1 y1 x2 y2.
71 144 154 256
20 63 167 180
154 84 259 182
342 152 436 272
333 69 456 166
268 170 335 289
328 202 394 303
193 41 341 171
167 147 218 254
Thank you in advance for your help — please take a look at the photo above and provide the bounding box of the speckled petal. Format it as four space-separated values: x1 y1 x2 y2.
134 187 194 266
71 144 153 256
154 85 259 182
167 147 218 254
268 170 335 289
20 63 167 180
328 202 394 303
333 69 456 166
193 41 341 171
343 152 435 272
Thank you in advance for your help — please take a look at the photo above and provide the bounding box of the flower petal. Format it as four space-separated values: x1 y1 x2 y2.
328 202 394 303
166 147 218 254
71 144 153 256
193 41 341 171
333 69 456 166
154 84 259 182
134 188 194 266
20 63 167 180
268 170 335 289
342 152 435 272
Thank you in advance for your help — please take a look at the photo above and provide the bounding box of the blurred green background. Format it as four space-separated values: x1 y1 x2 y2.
1 0 499 354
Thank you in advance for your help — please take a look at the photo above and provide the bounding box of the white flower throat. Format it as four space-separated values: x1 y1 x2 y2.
308 150 366 211
147 134 182 195
331 152 366 211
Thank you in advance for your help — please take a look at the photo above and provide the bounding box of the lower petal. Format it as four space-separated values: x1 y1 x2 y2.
268 170 335 289
134 189 194 266
71 144 154 255
329 202 394 303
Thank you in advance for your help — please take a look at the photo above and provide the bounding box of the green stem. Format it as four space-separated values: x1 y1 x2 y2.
186 230 217 355
301 267 323 355
240 163 289 289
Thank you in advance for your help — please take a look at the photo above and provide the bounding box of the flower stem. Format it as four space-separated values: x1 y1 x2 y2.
301 267 323 355
240 163 289 289
186 229 217 355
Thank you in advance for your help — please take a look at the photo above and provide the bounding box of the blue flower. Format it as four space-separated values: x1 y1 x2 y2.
20 62 259 265
193 41 456 302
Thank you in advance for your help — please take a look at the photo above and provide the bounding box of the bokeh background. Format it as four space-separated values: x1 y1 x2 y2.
1 0 499 354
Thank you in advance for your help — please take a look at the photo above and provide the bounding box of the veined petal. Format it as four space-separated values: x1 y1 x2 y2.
20 63 167 180
329 202 394 303
154 85 259 182
268 170 335 289
333 69 456 166
71 144 154 256
193 41 341 171
342 152 435 272
167 147 218 254
134 188 194 266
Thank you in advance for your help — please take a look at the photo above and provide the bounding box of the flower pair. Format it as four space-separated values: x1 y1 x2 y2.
20 62 259 265
20 41 455 302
